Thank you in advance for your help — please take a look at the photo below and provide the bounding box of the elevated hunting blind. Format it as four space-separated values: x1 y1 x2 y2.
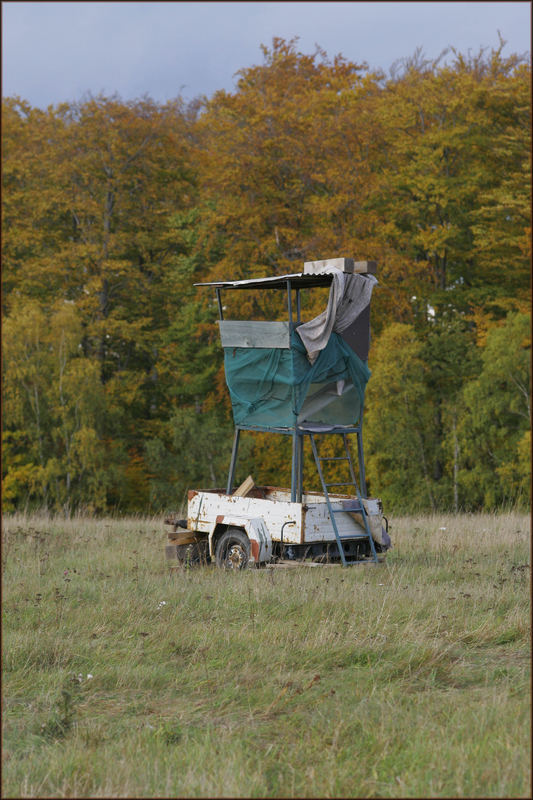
166 257 389 568
197 258 378 529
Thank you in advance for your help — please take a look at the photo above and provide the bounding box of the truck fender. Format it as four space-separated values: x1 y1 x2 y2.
209 515 272 564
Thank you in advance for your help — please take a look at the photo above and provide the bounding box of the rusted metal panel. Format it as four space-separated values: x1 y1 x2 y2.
187 488 383 552
245 517 272 563
302 501 366 541
302 496 384 544
250 538 260 561
188 490 302 544
346 497 387 545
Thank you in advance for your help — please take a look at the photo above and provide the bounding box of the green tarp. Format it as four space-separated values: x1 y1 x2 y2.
223 330 370 429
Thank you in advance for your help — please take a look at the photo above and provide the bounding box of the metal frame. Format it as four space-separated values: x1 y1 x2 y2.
225 422 367 500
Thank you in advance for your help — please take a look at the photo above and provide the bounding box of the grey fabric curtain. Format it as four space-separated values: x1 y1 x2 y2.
296 269 378 363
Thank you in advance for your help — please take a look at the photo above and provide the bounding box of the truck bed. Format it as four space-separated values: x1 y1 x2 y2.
187 486 369 545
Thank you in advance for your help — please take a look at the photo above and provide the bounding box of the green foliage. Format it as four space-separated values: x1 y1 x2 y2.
1 41 530 513
2 298 111 512
37 683 80 742
369 43 531 319
365 323 438 511
1 432 43 512
458 313 531 509
145 406 233 510
365 312 529 512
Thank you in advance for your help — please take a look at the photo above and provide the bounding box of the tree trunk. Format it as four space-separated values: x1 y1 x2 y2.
453 409 459 513
433 405 443 482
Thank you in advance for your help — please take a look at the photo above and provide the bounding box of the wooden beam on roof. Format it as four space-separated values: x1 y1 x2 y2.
303 258 377 275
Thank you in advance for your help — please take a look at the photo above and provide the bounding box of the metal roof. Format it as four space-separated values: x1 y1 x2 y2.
194 273 336 291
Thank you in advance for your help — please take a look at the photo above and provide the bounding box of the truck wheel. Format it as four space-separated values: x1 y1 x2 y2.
215 529 250 570
176 540 208 565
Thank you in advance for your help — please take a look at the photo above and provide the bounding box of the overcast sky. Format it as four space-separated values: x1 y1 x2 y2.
2 1 531 108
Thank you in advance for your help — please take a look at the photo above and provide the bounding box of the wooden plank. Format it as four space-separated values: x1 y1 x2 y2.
233 474 255 497
168 530 200 545
303 258 376 275
304 258 353 274
269 560 341 568
165 544 179 560
218 320 291 349
353 260 377 275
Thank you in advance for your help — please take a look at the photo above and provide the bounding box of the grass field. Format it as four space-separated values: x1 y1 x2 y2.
2 510 530 798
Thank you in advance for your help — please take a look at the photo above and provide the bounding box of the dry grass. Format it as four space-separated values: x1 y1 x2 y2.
2 510 530 798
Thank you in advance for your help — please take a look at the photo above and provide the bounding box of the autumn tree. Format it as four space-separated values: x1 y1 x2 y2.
196 39 384 297
2 298 107 512
2 95 198 510
457 312 531 509
2 38 530 513
368 41 530 323
364 323 439 511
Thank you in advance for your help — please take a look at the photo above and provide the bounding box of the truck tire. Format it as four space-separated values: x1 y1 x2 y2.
215 528 250 570
176 540 208 565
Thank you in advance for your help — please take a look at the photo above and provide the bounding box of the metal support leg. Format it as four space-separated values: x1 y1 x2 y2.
357 427 367 496
291 428 298 502
309 433 348 566
215 288 224 320
296 433 304 502
341 433 377 563
286 280 293 324
226 428 240 494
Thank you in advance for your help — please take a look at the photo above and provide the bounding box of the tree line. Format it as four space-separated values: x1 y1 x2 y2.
2 37 530 514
